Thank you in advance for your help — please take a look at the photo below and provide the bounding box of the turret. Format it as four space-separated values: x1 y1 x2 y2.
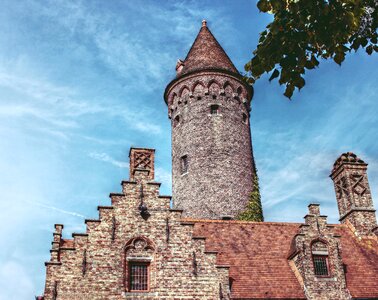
164 20 257 219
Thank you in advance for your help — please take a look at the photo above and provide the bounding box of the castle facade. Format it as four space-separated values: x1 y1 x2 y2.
38 21 378 300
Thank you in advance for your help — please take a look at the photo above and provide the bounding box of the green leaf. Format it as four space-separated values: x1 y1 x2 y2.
269 69 280 81
334 52 345 65
284 84 295 99
293 76 305 90
366 45 373 55
257 0 271 12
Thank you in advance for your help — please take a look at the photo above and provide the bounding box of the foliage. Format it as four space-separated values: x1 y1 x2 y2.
245 0 378 98
237 171 264 222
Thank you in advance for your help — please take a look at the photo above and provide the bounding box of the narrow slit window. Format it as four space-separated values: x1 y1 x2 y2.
210 105 219 115
129 262 149 291
313 255 329 276
174 115 180 127
242 113 248 124
181 155 188 174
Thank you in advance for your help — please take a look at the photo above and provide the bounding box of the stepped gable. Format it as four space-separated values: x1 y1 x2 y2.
178 20 238 77
191 219 378 299
332 152 366 173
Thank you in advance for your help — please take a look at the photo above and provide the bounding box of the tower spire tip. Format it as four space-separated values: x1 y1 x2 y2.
202 19 207 27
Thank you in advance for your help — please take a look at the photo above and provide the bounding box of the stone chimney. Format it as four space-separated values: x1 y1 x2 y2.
330 152 377 236
129 148 155 182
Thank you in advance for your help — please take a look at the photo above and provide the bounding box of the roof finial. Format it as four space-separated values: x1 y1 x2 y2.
202 19 207 27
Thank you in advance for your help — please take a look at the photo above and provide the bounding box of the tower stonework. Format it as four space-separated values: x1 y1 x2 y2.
164 21 255 219
330 152 377 235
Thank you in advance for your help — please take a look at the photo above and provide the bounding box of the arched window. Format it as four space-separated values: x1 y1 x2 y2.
125 237 155 292
311 240 330 276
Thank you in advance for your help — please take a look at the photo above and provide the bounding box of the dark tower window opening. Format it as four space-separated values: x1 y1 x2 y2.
174 115 180 127
242 113 248 124
181 155 188 174
197 96 202 100
129 262 149 291
210 105 219 115
212 94 217 100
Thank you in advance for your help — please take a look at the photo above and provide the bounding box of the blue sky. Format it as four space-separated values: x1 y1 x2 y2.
1 0 377 298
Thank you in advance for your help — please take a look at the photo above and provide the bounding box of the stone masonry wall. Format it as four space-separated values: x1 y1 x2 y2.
165 71 255 219
43 167 230 300
288 204 351 300
330 154 377 236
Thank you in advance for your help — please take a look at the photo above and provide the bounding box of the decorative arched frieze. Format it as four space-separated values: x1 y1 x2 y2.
223 81 234 96
179 86 190 97
192 82 205 96
208 80 220 95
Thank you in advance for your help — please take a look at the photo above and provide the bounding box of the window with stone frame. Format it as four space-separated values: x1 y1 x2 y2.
311 241 330 276
210 104 219 115
124 236 155 293
129 261 150 292
181 155 188 174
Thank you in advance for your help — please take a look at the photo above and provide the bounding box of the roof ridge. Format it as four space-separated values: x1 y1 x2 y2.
182 218 303 225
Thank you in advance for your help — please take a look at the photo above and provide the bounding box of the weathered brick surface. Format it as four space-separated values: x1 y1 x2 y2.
164 22 255 219
43 156 230 300
288 204 351 300
39 22 378 300
330 152 377 235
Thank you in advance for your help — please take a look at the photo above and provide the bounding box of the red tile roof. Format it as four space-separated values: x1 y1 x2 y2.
60 239 74 248
191 219 306 299
335 226 378 299
179 21 238 76
188 219 378 299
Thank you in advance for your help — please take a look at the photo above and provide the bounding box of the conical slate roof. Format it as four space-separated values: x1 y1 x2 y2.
179 20 238 76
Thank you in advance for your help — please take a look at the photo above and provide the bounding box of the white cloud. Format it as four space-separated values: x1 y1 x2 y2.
27 200 86 218
89 152 129 169
155 167 172 190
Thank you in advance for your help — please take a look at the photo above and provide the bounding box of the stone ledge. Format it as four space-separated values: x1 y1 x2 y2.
192 236 206 240
109 192 124 197
85 219 101 224
45 262 62 266
121 180 137 185
146 182 161 186
60 247 75 251
97 205 113 210
216 265 230 269
339 208 376 221
72 233 89 237
204 251 218 254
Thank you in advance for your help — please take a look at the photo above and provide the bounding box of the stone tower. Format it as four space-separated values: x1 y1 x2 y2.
164 20 255 219
330 152 377 235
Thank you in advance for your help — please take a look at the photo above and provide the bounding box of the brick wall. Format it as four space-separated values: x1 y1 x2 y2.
43 152 230 300
165 71 255 219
